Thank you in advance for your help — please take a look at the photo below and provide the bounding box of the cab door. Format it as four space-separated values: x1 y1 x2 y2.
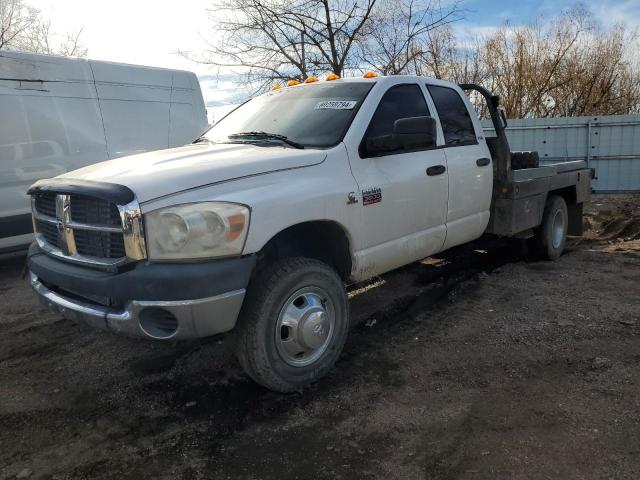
425 83 493 250
346 82 449 280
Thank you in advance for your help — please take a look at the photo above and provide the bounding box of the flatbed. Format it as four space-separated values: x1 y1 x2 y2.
461 84 592 239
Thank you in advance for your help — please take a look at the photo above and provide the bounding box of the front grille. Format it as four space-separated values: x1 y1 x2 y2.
35 219 61 248
34 193 57 218
74 230 126 258
70 195 121 226
32 191 127 264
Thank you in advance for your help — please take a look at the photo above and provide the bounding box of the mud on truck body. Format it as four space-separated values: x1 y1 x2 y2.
27 75 592 391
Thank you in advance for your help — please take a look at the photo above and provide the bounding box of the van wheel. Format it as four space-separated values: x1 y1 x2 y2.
234 257 349 392
530 195 568 260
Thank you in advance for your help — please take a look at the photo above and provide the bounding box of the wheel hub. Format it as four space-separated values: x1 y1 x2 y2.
275 288 335 367
300 310 330 349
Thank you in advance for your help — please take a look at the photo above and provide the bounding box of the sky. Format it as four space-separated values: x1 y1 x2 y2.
29 0 640 110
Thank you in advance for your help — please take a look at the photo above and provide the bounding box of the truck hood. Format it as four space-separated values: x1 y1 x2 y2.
59 143 327 203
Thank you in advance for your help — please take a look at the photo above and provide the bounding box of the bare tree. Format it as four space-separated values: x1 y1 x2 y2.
472 6 640 117
0 0 37 50
412 5 640 117
190 0 377 91
0 0 87 56
26 20 88 57
191 0 639 116
552 23 640 116
57 28 88 57
288 0 376 74
412 24 484 83
361 0 464 75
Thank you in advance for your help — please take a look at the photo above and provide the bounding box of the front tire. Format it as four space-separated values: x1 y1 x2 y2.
530 195 568 260
234 257 349 392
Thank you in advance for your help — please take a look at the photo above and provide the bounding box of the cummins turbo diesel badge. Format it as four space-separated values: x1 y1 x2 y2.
314 100 357 110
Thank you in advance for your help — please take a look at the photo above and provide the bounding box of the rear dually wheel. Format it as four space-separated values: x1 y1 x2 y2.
530 194 568 260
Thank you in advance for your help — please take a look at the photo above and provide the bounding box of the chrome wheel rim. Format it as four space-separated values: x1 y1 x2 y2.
275 287 335 367
551 209 565 249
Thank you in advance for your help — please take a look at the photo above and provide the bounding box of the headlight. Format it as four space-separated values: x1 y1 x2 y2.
145 202 250 260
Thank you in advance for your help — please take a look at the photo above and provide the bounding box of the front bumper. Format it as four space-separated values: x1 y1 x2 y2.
31 273 245 339
28 244 256 340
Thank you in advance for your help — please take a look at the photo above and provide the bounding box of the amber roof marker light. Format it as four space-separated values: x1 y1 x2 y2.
363 71 378 78
326 73 340 81
304 76 319 84
287 79 300 86
272 85 282 91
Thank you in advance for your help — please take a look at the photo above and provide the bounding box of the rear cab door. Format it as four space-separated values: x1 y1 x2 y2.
343 77 449 280
424 81 493 249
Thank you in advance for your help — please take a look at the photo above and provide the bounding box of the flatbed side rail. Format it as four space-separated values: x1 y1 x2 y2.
486 167 592 237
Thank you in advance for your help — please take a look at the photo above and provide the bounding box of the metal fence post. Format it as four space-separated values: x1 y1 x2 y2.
586 120 591 169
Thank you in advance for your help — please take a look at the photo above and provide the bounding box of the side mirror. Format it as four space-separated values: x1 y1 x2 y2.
364 116 437 157
393 116 437 150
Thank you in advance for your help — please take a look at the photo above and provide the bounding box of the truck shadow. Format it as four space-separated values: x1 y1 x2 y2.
115 238 527 437
0 237 570 479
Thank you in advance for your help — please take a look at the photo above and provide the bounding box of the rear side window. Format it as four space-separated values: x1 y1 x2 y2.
361 84 430 157
427 85 477 146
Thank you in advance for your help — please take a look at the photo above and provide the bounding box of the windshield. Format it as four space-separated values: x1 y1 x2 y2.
203 82 374 148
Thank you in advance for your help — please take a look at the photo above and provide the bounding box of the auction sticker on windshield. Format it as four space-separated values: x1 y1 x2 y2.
314 100 358 110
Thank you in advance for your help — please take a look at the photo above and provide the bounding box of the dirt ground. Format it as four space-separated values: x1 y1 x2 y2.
1 194 639 480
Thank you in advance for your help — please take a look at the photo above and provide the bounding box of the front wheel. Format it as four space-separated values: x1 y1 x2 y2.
234 257 349 392
530 195 568 260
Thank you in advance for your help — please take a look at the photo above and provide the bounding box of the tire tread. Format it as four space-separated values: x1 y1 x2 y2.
235 257 347 392
529 194 568 260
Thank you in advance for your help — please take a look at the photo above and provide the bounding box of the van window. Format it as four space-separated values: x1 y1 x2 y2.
360 84 431 157
427 85 477 146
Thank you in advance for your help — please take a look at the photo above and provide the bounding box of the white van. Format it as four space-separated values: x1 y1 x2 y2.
0 51 207 253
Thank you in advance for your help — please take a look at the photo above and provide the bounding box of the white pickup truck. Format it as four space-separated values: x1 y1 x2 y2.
27 74 592 391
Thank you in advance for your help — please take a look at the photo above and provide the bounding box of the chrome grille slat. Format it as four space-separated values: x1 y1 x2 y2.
33 213 57 223
67 221 122 233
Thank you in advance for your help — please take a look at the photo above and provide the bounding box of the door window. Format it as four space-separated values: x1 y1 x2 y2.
427 85 477 147
360 84 431 157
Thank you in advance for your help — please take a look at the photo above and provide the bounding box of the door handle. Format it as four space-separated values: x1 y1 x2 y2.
476 157 491 167
426 165 446 176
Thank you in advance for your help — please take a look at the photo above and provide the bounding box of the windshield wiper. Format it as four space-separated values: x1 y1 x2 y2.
228 131 305 149
193 136 213 144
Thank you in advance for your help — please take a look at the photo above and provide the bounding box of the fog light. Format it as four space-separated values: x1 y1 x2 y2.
139 308 178 339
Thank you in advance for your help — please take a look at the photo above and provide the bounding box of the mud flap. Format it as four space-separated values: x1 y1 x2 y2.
567 202 584 236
